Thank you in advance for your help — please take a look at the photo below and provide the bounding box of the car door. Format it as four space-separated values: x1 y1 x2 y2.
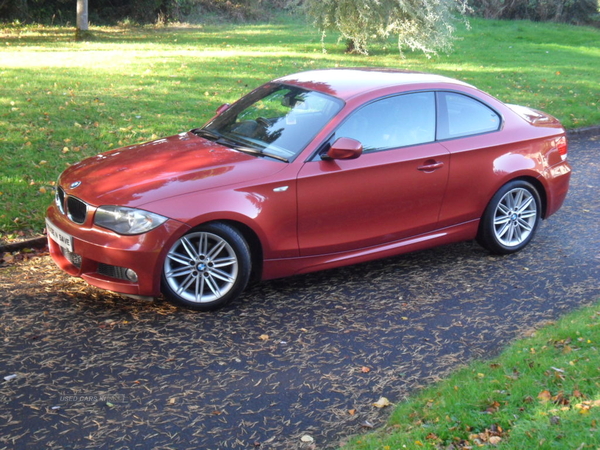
296 92 450 256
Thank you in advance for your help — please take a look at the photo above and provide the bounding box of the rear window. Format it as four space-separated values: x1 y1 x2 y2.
437 92 500 139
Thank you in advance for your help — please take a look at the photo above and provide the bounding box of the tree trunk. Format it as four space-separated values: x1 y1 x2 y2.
76 0 88 31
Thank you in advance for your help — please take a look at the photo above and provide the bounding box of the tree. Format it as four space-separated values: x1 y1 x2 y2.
303 0 470 56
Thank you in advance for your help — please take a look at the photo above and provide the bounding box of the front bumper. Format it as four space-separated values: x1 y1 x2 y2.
46 204 189 298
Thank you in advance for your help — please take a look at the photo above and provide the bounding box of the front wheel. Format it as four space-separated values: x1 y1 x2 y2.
161 223 251 311
477 180 542 255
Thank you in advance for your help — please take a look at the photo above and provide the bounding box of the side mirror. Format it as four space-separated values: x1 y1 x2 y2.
325 137 363 160
216 103 231 115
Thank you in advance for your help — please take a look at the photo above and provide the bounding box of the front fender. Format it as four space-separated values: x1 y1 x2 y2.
143 181 299 260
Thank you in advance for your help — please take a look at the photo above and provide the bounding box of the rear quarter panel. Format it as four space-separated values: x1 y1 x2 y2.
437 112 566 228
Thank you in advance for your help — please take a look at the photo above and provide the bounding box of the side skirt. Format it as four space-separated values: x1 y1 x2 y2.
261 219 480 280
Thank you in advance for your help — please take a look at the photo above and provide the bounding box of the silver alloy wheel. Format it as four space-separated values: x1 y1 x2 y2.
164 231 239 304
493 187 538 247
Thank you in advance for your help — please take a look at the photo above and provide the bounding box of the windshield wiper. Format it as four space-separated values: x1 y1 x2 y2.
210 135 288 163
225 142 289 163
192 128 221 141
193 128 288 163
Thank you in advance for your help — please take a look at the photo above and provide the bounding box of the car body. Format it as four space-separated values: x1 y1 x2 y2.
46 68 571 310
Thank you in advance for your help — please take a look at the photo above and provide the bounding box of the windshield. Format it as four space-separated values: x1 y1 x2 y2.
203 83 344 161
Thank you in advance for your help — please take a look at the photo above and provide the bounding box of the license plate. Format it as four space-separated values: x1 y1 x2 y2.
46 218 74 252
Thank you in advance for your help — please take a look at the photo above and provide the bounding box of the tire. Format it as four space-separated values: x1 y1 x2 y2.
161 223 251 311
477 180 542 255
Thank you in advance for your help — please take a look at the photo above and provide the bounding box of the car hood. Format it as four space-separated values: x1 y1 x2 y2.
59 132 286 208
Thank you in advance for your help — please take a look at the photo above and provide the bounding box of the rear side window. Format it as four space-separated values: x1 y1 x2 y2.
335 92 436 152
437 92 500 140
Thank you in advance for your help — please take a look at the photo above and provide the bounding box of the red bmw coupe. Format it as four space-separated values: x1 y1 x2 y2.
46 68 571 310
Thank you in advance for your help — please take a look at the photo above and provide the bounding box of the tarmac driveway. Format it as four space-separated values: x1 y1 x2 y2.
1 133 599 449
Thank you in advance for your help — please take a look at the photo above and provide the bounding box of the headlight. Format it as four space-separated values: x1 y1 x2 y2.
94 206 168 235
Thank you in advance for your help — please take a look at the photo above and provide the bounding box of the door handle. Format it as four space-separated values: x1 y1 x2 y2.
417 161 444 172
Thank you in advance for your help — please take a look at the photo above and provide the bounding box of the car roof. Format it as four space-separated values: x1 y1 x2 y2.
275 68 473 101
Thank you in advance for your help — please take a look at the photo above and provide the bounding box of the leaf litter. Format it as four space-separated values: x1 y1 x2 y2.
0 135 598 450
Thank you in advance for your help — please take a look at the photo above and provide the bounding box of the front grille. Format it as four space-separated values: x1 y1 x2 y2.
97 264 129 281
67 196 87 224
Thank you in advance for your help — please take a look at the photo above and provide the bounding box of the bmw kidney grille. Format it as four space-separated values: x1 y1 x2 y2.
56 186 88 224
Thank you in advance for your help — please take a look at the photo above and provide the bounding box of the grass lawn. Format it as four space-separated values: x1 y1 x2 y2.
0 15 599 236
341 300 600 449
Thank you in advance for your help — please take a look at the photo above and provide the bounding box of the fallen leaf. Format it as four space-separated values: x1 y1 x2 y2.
361 366 371 373
259 334 269 341
538 390 552 402
2 253 15 264
485 401 501 413
552 392 569 405
373 397 390 408
300 434 314 443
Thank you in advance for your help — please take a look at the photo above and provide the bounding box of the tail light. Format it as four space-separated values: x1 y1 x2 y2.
556 136 568 161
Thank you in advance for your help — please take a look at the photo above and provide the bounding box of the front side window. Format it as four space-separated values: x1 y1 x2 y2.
204 83 343 161
437 92 501 140
334 92 436 152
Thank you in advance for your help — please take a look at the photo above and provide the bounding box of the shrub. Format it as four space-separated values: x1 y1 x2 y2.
469 0 599 25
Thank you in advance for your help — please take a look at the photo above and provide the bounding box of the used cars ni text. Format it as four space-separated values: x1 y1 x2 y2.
46 69 571 310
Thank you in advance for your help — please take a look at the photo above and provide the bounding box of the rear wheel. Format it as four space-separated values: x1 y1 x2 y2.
477 180 541 255
161 223 251 311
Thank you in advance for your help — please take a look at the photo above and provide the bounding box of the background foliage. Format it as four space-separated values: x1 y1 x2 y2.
0 0 598 25
0 0 290 25
470 0 599 24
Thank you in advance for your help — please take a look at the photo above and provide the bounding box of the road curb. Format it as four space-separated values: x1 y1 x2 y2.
567 125 600 138
0 236 48 253
1 126 598 255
